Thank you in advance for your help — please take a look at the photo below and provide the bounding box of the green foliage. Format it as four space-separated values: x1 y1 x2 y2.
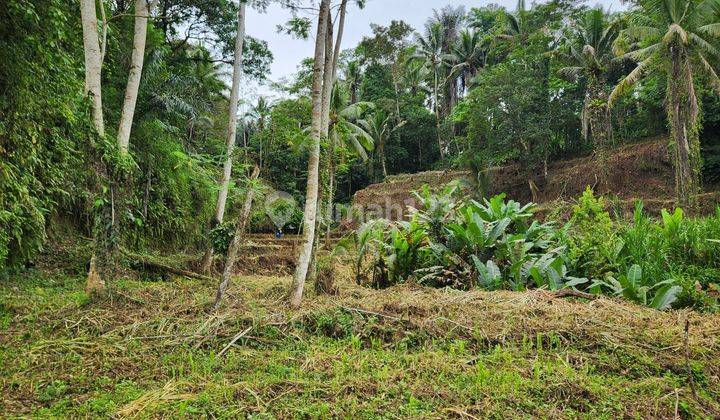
592 264 682 310
208 222 235 256
359 63 395 103
354 185 580 292
567 188 623 279
0 0 97 268
353 185 718 310
569 198 720 310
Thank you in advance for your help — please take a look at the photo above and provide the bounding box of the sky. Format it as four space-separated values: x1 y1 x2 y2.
241 0 625 100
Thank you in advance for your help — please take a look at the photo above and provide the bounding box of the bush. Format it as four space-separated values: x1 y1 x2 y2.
567 188 622 279
353 185 582 292
349 183 719 311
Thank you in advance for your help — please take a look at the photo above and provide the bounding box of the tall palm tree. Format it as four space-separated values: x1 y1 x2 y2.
557 8 620 148
359 110 406 179
500 0 530 42
414 23 447 158
401 58 431 97
247 97 273 131
246 97 273 172
324 88 375 244
430 5 466 111
609 0 720 205
290 0 331 309
447 29 488 95
345 60 362 104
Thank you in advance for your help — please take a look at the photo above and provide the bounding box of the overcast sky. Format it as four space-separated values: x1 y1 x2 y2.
241 0 625 100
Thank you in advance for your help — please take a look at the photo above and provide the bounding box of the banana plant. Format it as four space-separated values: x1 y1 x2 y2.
592 264 681 310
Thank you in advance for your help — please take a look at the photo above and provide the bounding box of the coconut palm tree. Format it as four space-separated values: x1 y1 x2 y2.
500 0 530 43
247 97 273 131
290 0 331 309
609 0 720 205
245 97 273 172
401 57 431 97
557 8 620 148
430 5 466 111
324 88 375 244
414 22 447 158
345 60 362 104
359 110 406 180
447 29 488 96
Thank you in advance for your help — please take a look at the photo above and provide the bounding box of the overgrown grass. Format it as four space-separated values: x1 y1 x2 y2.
1 267 719 418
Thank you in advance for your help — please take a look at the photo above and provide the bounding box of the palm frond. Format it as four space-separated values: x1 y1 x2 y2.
340 101 375 120
609 53 659 107
347 121 375 152
557 66 584 81
621 25 664 42
689 32 720 60
696 52 720 94
616 42 663 62
698 23 720 37
663 23 689 45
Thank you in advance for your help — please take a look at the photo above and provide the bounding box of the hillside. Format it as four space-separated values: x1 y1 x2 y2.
353 139 720 219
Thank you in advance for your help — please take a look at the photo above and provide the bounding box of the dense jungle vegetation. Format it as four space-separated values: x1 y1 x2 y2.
2 0 720 416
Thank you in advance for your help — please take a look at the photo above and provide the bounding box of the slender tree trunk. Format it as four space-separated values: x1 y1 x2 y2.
324 149 336 247
213 165 260 309
320 10 334 136
379 135 388 178
80 0 104 135
99 0 108 65
434 66 444 159
117 0 154 154
201 2 247 274
324 0 348 248
80 0 107 294
289 0 329 309
668 45 700 206
308 15 334 285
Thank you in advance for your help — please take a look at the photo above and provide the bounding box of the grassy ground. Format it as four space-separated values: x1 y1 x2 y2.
1 266 719 418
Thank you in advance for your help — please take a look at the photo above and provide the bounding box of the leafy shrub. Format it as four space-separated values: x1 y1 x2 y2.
617 203 720 310
591 264 682 310
354 186 581 292
567 188 623 279
350 184 719 311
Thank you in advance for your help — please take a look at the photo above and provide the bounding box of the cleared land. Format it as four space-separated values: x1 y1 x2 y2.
1 263 719 418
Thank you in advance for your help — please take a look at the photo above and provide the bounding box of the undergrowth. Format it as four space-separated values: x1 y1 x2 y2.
347 185 720 311
1 270 719 418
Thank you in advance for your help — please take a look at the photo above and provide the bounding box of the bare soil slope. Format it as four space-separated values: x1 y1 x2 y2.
353 138 720 219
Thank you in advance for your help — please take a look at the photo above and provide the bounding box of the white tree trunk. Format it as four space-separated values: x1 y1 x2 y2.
80 0 104 135
117 0 154 154
201 2 247 274
320 10 335 137
214 165 260 309
324 0 349 246
80 0 106 294
289 0 330 309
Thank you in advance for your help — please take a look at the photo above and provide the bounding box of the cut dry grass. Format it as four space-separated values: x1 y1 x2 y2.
1 265 719 418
